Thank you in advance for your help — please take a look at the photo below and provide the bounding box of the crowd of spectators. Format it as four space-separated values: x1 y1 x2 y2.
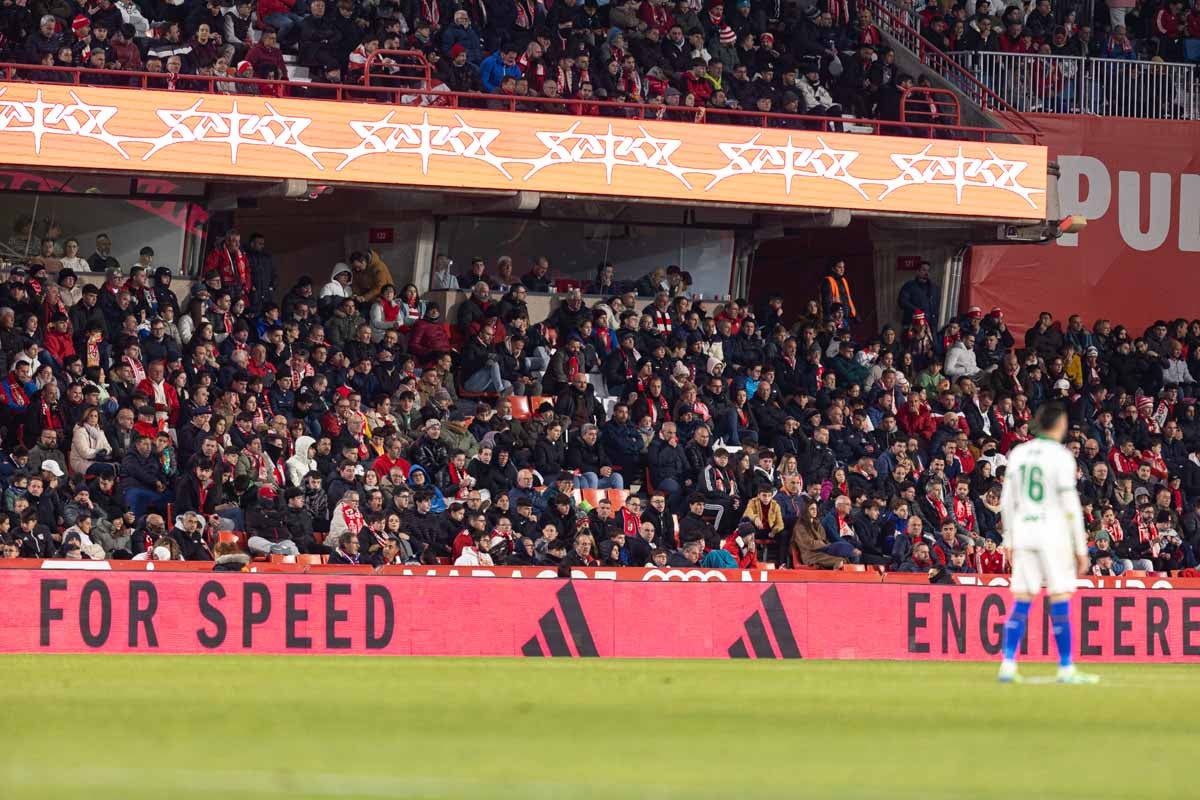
911 0 1200 116
0 0 958 131
916 0 1200 63
1 224 1199 579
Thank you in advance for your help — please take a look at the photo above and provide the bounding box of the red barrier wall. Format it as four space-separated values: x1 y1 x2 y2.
5 571 1200 661
970 113 1200 335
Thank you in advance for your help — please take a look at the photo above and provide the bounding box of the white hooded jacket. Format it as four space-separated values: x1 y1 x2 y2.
320 263 353 299
286 435 318 487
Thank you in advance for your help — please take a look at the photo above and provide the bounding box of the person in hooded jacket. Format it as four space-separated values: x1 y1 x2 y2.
151 267 180 318
286 434 317 487
169 510 213 561
320 262 354 304
406 465 447 513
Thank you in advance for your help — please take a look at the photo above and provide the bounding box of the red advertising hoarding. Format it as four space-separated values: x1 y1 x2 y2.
4 570 1199 661
968 113 1199 334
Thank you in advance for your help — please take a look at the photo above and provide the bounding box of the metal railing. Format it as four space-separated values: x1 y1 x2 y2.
946 51 1200 119
858 0 1044 139
0 61 1040 142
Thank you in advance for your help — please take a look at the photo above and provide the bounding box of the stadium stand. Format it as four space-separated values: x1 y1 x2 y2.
0 0 1000 134
0 0 1192 580
1 226 1198 579
868 0 1200 119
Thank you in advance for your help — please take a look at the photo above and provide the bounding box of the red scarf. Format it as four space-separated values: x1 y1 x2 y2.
342 502 365 533
40 401 61 432
1103 519 1124 543
380 297 401 322
594 326 612 355
422 0 440 26
3 376 29 408
929 495 947 521
651 307 672 333
515 0 534 29
620 508 639 538
953 497 975 529
124 355 145 383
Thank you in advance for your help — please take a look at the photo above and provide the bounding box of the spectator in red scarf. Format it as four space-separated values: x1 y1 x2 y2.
202 230 251 302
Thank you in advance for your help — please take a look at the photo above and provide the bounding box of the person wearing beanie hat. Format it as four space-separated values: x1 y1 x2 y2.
797 55 842 121
441 38 483 92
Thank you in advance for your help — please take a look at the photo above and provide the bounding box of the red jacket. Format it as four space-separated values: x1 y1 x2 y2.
43 329 76 365
452 530 473 559
257 0 295 18
1155 8 1182 37
203 245 251 297
372 453 412 478
975 548 1010 574
1108 447 1140 476
408 319 451 362
246 41 289 80
722 533 759 569
898 403 936 440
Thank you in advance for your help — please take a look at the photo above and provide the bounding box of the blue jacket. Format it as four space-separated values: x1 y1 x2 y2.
601 421 642 458
479 50 521 92
442 24 483 65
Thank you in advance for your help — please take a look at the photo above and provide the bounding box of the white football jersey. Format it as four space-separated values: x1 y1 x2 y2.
1000 436 1088 557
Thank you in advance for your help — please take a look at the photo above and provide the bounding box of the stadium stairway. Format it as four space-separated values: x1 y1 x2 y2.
860 0 1041 143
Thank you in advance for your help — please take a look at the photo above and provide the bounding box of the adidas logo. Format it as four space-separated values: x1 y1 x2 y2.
727 586 802 659
521 583 598 657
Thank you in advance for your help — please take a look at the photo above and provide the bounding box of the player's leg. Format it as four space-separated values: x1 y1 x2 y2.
1046 553 1100 684
998 593 1033 682
998 548 1039 683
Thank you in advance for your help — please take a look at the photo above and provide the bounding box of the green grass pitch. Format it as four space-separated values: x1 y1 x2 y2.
0 656 1195 799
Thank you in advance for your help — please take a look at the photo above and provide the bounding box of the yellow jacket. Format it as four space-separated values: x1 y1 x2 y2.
353 249 395 304
742 497 784 537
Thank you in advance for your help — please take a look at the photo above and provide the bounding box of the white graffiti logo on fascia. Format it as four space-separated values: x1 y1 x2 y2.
0 89 1041 207
876 143 1043 208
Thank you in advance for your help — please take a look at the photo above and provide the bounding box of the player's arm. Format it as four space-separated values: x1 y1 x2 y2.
999 458 1017 551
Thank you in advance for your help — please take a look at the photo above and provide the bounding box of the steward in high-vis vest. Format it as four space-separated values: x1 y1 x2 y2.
820 259 857 321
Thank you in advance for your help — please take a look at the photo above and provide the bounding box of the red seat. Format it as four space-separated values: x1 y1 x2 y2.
606 489 629 509
508 395 532 420
555 279 581 293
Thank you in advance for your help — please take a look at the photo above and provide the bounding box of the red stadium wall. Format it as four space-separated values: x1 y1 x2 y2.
968 113 1200 335
5 571 1200 662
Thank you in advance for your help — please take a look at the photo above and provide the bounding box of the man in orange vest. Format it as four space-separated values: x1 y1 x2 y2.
820 258 857 323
